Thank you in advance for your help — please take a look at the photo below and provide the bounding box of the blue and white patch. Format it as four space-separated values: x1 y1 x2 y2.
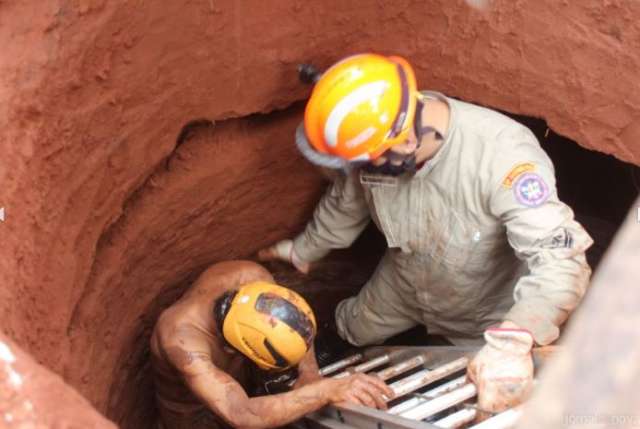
513 172 549 207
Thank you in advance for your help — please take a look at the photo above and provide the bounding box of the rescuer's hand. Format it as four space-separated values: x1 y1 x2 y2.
324 373 394 410
467 327 534 419
257 239 311 274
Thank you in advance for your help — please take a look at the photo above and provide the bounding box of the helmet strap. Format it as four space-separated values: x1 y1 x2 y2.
414 98 444 142
361 151 417 177
213 290 238 340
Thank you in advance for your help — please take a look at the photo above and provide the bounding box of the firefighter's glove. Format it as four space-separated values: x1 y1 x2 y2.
257 239 310 274
467 328 534 418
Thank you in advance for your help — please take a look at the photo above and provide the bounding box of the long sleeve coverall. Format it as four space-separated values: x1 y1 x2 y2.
292 92 593 346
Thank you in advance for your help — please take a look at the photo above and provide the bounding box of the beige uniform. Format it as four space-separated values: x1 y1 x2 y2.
293 92 592 346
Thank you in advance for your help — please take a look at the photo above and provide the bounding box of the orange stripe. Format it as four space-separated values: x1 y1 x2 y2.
502 162 535 188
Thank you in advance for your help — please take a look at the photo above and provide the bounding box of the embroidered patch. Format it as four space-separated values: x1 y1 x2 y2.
502 162 535 188
513 172 549 207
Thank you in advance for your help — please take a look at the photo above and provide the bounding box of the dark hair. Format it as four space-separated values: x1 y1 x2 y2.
213 290 238 335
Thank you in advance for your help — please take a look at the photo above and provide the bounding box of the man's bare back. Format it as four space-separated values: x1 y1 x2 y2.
150 260 393 429
151 261 274 428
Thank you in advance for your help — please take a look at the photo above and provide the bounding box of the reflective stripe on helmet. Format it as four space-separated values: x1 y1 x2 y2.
263 338 289 369
324 81 389 148
295 123 352 170
345 126 378 149
296 122 371 169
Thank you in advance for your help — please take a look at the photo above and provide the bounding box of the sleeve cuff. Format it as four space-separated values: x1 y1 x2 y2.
503 301 561 346
292 233 331 264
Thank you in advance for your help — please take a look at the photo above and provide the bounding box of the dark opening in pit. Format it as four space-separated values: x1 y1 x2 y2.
508 111 639 271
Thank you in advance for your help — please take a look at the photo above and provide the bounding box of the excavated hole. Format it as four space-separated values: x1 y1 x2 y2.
102 106 638 429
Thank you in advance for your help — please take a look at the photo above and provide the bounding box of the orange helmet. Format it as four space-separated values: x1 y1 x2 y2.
303 53 418 162
219 282 316 371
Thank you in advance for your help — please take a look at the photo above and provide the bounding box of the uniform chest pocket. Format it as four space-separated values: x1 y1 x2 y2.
364 181 412 249
421 210 507 277
419 210 470 269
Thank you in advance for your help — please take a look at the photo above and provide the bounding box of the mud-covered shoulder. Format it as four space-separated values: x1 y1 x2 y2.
154 317 217 373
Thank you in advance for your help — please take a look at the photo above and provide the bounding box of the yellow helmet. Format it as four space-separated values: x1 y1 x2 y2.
219 281 317 370
303 53 418 162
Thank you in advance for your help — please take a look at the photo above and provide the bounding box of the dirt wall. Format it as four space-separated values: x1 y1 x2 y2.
0 332 115 428
1 0 639 426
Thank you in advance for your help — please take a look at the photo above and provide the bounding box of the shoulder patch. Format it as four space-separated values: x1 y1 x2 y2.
502 162 535 188
513 172 549 207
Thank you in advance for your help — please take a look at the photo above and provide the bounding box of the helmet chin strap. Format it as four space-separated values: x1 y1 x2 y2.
414 98 444 143
361 98 445 177
362 146 418 176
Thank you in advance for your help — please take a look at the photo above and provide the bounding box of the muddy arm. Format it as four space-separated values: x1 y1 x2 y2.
161 332 334 429
293 345 322 388
183 360 335 429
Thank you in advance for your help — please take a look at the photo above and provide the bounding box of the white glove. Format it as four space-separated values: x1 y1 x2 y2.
257 239 310 274
467 328 534 418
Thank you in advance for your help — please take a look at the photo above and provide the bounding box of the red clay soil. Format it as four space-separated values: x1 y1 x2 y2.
0 332 115 428
1 0 639 427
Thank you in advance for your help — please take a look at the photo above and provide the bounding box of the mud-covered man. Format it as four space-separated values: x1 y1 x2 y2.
150 260 392 429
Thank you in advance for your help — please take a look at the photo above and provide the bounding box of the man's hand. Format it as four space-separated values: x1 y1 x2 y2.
257 239 311 274
323 374 394 410
467 327 534 418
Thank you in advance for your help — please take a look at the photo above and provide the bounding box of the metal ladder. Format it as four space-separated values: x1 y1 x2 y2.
298 346 553 429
